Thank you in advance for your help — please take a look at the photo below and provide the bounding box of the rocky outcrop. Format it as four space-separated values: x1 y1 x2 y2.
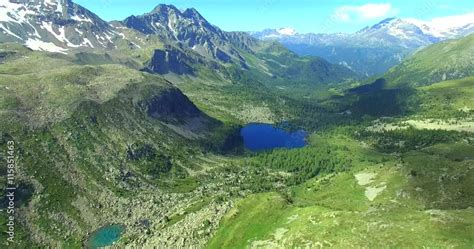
147 48 195 75
138 88 201 122
122 4 254 64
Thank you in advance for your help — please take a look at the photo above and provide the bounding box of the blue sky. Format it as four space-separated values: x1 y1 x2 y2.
75 0 474 33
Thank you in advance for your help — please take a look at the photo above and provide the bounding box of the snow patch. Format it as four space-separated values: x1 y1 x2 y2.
40 21 82 47
70 14 93 24
0 23 22 40
168 14 178 39
81 38 94 48
41 21 56 38
27 21 41 38
104 31 114 42
44 0 63 13
0 1 35 23
25 38 67 54
130 41 141 49
110 30 126 38
74 28 83 35
277 27 297 36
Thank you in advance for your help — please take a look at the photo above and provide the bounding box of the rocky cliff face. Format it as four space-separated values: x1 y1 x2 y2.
147 47 195 75
139 88 201 121
122 4 255 65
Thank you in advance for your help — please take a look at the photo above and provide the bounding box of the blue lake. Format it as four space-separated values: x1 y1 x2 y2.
86 224 124 248
240 123 307 152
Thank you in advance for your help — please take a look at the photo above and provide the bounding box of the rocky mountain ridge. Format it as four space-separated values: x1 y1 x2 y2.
250 14 474 76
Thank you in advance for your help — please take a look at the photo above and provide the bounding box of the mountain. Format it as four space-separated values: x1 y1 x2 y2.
383 33 474 87
2 1 473 248
0 0 358 125
251 27 298 38
403 13 474 39
120 4 357 90
0 1 356 90
0 0 129 52
0 41 241 248
251 14 474 76
0 3 358 247
355 17 439 48
123 4 255 64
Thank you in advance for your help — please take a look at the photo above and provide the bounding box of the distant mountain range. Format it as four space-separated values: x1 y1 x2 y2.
1 1 474 248
1 0 471 87
251 14 474 76
0 0 357 90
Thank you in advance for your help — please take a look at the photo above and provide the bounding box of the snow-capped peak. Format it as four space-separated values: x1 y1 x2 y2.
277 27 297 36
0 0 65 22
405 12 474 38
0 0 121 53
352 13 474 48
0 1 34 23
43 0 65 13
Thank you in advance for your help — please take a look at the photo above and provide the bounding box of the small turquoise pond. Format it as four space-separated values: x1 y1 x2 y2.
240 123 307 152
86 224 124 248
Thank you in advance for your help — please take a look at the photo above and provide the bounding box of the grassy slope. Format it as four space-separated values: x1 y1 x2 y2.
0 46 226 247
208 133 474 248
361 76 474 132
418 76 474 116
140 39 358 125
384 34 474 87
1 31 473 249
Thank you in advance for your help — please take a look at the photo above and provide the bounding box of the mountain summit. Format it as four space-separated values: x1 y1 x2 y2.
251 14 474 76
356 17 439 48
123 4 255 63
0 0 125 53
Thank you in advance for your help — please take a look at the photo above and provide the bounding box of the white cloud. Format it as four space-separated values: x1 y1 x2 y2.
277 27 297 36
333 3 394 21
405 12 474 37
426 12 474 30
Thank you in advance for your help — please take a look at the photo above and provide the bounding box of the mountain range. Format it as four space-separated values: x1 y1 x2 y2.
251 13 474 76
1 1 473 248
0 1 356 89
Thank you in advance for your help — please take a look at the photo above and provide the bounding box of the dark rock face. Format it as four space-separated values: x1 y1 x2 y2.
140 89 201 121
148 48 194 75
122 4 255 64
349 78 387 94
0 51 16 64
121 15 153 34
215 48 231 63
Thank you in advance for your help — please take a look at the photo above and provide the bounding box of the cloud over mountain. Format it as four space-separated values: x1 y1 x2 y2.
333 3 395 21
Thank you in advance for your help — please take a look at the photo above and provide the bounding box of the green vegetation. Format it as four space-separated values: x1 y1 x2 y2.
0 46 236 247
1 12 473 248
208 134 474 248
208 193 288 249
417 76 474 118
358 127 469 152
384 34 474 87
247 145 351 185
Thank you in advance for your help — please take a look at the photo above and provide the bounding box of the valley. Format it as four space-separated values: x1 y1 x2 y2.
0 1 473 248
